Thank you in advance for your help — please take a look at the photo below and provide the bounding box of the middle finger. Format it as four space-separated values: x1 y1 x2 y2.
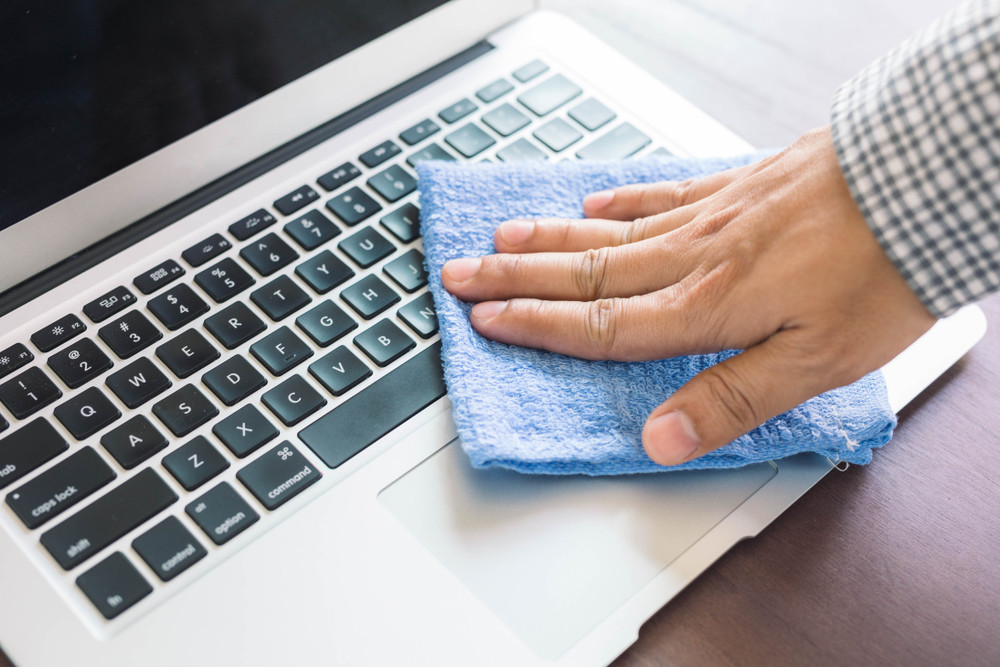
442 237 692 303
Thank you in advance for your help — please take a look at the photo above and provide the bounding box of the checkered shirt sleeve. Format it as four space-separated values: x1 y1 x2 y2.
831 0 1000 317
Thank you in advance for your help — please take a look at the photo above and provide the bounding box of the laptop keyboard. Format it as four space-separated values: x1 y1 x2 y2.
0 58 670 623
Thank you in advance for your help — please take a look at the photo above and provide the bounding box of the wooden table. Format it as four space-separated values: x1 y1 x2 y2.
4 2 998 665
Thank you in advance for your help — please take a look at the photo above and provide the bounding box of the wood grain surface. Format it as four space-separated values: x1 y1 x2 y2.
4 2 998 666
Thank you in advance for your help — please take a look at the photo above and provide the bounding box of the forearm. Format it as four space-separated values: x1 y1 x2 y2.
831 0 1000 317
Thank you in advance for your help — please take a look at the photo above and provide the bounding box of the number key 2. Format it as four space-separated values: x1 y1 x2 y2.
48 338 113 388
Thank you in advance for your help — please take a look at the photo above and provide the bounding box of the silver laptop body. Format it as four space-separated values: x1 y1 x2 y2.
0 1 986 665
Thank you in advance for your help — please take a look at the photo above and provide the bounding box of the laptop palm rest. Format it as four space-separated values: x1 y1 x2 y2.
379 440 777 659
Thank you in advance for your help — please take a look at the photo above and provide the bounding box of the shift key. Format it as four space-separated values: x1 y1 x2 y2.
40 469 177 570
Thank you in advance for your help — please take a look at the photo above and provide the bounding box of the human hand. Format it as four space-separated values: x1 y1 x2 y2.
441 127 936 467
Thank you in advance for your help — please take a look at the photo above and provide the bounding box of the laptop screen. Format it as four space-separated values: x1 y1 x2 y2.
0 0 448 232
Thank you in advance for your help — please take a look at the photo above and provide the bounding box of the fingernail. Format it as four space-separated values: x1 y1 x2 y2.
442 257 482 283
583 190 615 211
643 411 701 465
497 219 535 246
470 300 507 322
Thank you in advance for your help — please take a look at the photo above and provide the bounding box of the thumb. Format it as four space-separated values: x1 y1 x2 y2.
642 334 835 466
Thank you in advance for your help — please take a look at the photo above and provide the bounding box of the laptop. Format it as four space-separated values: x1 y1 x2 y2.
0 1 986 665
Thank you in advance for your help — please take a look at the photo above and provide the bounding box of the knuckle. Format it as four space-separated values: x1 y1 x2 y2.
623 217 651 245
700 365 763 431
575 247 613 299
583 298 622 357
670 178 697 208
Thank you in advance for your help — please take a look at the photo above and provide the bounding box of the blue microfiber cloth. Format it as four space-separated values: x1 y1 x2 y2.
417 156 897 475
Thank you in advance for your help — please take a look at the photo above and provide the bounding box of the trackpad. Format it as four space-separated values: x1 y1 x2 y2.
378 440 777 659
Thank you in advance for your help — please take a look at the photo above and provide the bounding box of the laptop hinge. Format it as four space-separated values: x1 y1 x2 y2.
0 39 495 318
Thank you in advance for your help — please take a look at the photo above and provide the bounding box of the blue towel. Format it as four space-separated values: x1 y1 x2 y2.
417 156 897 475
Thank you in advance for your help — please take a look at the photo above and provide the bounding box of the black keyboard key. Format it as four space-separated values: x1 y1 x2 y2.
147 283 209 331
31 314 86 352
316 162 361 192
98 310 163 359
77 552 152 619
195 258 256 303
106 357 171 409
262 376 327 427
202 355 266 406
355 320 414 367
383 249 428 293
0 419 68 491
308 347 371 396
576 122 652 160
250 327 313 376
518 73 583 117
5 447 115 529
229 209 277 241
0 343 34 380
359 140 401 168
296 301 357 347
295 250 354 294
300 342 445 468
326 187 381 226
48 338 113 389
400 118 440 145
41 468 177 570
398 293 439 339
533 117 583 152
162 435 230 491
339 227 395 268
186 482 259 545
568 97 617 131
134 260 185 295
181 233 232 268
273 185 319 216
204 302 266 349
444 123 496 158
513 59 549 83
476 77 514 103
342 275 400 319
152 384 219 437
213 405 278 458
439 98 477 123
250 275 310 321
53 387 121 440
497 138 548 162
284 209 341 251
0 367 62 419
0 416 5 433
133 516 207 582
156 329 220 378
405 142 456 167
240 232 298 277
482 103 531 137
367 165 417 203
82 286 137 323
101 415 169 469
380 203 422 243
237 442 322 510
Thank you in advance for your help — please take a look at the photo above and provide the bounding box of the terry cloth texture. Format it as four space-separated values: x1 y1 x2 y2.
418 157 897 475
